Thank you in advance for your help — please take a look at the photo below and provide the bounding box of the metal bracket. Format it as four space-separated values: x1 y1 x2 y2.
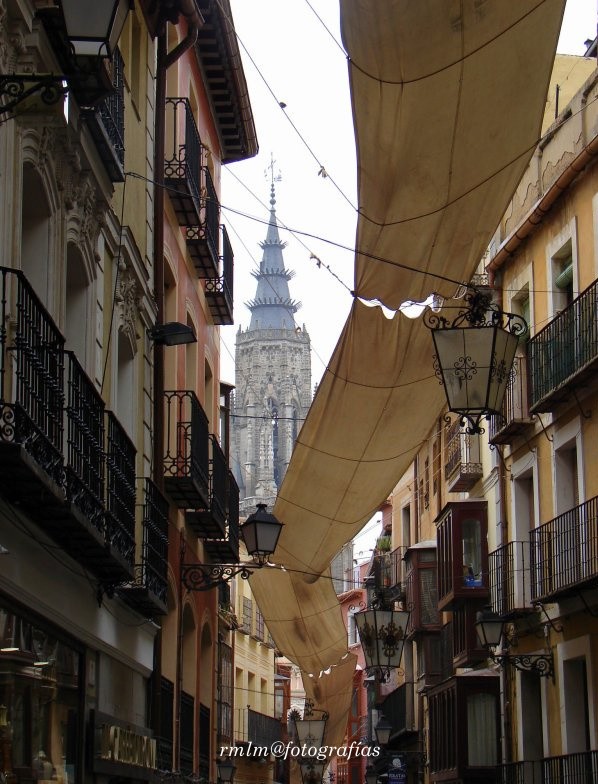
531 412 554 443
532 600 564 633
491 650 554 680
571 388 591 420
181 562 262 592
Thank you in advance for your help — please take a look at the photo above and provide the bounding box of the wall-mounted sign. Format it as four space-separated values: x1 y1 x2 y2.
90 710 157 779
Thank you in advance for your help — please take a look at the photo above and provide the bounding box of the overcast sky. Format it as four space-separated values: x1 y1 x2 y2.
222 0 597 557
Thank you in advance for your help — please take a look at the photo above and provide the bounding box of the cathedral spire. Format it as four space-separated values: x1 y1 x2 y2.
246 167 300 330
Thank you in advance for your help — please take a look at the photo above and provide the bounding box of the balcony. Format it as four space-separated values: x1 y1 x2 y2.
56 353 134 582
436 500 489 611
120 478 169 617
496 750 598 783
0 267 66 504
529 278 598 413
405 542 440 636
205 224 234 325
530 495 598 602
0 269 136 584
444 419 483 492
372 547 406 601
164 97 202 226
163 390 210 509
489 355 533 444
429 674 500 784
186 435 228 539
451 605 487 668
236 708 282 754
83 47 125 182
186 166 220 278
489 540 532 618
380 683 415 739
203 471 240 563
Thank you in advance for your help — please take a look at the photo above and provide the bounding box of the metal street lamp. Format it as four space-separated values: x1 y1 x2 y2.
0 0 131 115
300 762 325 784
294 699 329 756
60 0 131 58
374 714 393 747
365 765 378 784
475 605 554 679
148 322 197 346
354 607 410 683
217 758 236 784
240 502 284 565
424 289 527 434
181 503 283 591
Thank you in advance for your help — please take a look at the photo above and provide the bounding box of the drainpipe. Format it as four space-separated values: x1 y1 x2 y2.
152 0 202 773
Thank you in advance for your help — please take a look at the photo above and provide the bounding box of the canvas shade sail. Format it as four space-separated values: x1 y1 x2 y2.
250 0 565 751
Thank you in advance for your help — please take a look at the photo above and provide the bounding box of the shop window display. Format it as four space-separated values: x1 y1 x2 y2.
0 607 81 784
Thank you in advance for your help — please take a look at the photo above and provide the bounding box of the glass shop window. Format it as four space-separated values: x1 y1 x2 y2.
0 607 81 784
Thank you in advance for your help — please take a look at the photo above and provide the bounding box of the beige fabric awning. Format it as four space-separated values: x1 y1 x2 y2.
250 0 565 753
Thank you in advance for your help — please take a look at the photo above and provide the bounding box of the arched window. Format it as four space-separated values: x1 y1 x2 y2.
21 163 51 307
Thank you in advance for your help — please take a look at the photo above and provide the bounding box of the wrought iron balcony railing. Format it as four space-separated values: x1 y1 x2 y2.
105 411 136 566
163 389 210 509
186 165 220 277
83 47 125 182
0 269 138 585
489 540 532 618
64 350 107 537
120 478 169 616
496 749 598 783
531 495 598 602
164 97 202 226
203 470 240 564
248 708 282 748
0 266 65 487
381 683 414 737
489 355 533 444
186 434 228 539
205 224 234 325
529 277 598 412
373 547 406 601
444 418 483 492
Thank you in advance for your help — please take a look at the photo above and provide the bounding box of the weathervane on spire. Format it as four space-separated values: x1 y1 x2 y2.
265 152 282 186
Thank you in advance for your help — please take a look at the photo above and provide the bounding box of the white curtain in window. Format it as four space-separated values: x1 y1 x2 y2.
467 692 497 766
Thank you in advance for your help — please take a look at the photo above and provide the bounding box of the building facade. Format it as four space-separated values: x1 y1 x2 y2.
0 5 257 784
369 46 598 784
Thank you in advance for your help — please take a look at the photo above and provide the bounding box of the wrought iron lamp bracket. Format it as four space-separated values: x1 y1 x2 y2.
303 697 330 721
0 74 69 116
490 649 554 680
423 288 527 334
181 562 263 592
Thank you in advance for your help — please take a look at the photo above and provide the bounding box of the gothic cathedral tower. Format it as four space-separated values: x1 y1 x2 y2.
232 180 312 516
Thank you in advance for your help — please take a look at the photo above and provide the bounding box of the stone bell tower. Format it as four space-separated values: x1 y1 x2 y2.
232 176 312 516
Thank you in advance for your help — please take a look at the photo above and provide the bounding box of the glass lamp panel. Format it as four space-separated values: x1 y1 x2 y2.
355 609 408 672
300 763 325 784
461 518 482 587
61 0 128 57
486 328 519 413
296 718 326 750
217 760 236 783
475 610 503 648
